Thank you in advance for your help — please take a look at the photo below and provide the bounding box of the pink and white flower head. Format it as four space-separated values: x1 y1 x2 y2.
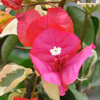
29 28 96 96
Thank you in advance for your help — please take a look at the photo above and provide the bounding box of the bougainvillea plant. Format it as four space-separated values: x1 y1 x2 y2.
0 0 100 100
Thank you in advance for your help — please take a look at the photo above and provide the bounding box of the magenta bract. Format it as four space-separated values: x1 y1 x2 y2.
13 96 38 100
29 28 96 96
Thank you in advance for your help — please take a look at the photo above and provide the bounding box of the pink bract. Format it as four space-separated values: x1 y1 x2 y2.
13 96 38 100
47 7 74 33
16 7 74 47
16 9 41 46
29 28 96 96
1 0 23 11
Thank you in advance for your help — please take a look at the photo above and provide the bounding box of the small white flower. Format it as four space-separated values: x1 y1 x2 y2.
50 46 61 56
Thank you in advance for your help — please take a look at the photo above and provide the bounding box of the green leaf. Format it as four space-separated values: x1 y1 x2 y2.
83 49 97 78
62 85 87 100
67 6 95 45
90 60 100 87
1 35 19 64
0 93 8 100
91 16 99 37
83 94 89 100
19 59 33 69
0 5 6 11
0 36 7 65
8 48 30 64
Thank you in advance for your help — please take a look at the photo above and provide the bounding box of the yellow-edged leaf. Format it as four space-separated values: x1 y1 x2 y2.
0 11 14 25
41 79 60 100
0 63 33 96
0 19 18 38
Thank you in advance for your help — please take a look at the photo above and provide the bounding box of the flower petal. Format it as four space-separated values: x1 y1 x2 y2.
1 0 23 11
30 28 81 67
42 72 66 96
13 96 29 100
16 9 41 46
47 7 74 33
60 43 96 87
26 15 66 46
29 53 66 96
29 53 54 76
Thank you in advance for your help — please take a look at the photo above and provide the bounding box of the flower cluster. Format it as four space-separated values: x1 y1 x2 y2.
0 0 96 97
16 7 96 96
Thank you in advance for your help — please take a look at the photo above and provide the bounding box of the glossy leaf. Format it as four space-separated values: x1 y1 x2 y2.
1 35 19 64
62 85 86 100
0 93 8 100
19 59 33 69
0 63 33 96
91 16 99 36
83 49 97 77
67 6 95 45
91 60 100 86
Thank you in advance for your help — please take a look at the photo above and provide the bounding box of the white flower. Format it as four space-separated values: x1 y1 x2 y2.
50 46 61 56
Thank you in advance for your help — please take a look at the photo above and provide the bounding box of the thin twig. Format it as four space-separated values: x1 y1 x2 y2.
81 86 92 93
31 75 38 100
48 3 57 7
21 1 60 7
79 12 91 44
15 46 31 50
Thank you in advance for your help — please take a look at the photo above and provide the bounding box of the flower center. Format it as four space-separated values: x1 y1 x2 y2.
50 46 61 56
50 46 69 71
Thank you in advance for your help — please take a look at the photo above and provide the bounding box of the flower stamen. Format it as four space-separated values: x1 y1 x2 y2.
50 46 61 56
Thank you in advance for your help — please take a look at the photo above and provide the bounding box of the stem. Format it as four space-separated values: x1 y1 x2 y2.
21 1 60 7
58 0 66 8
24 80 31 99
24 73 36 99
81 86 92 93
15 46 31 50
31 75 38 100
76 81 82 93
79 12 91 44
76 0 91 92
